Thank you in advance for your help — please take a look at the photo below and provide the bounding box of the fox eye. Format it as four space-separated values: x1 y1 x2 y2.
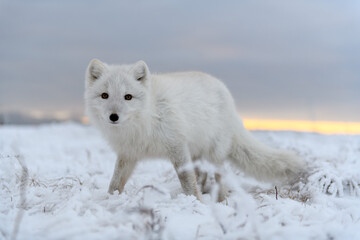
124 94 132 100
101 93 109 99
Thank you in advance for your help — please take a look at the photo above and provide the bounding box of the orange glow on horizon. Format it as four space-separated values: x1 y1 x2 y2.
80 115 360 135
81 116 89 125
243 119 360 135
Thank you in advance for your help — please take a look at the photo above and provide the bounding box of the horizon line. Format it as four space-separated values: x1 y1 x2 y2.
1 113 360 135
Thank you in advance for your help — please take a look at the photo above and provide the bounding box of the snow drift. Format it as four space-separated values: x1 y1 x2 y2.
1 123 360 239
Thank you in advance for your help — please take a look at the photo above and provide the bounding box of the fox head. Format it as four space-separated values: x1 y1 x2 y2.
84 59 151 126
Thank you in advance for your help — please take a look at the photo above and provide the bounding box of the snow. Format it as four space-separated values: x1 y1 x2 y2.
1 123 360 240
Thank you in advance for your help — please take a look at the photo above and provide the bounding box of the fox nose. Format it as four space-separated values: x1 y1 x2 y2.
109 113 119 122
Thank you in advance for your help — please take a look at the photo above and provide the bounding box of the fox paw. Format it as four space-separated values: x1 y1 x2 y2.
108 183 123 195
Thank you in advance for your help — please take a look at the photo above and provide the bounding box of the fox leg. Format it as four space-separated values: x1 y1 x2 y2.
209 152 229 202
214 172 228 202
195 167 208 193
168 145 201 201
108 156 136 194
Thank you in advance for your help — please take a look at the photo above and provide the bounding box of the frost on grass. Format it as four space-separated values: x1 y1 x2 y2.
1 123 360 240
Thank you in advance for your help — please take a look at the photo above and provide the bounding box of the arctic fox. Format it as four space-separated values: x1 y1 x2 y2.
84 59 303 201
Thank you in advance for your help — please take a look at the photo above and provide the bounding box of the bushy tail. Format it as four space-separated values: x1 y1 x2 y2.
229 128 304 182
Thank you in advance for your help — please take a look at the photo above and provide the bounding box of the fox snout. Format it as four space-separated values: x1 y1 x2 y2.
109 113 119 123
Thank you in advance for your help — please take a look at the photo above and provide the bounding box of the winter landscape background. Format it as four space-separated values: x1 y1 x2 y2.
1 0 360 239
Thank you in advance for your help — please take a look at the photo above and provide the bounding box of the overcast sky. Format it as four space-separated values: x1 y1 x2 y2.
0 0 359 122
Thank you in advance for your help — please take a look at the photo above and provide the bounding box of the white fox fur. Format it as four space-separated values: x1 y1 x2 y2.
84 59 303 201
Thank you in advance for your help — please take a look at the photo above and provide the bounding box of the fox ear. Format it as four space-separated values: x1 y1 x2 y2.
132 60 150 83
86 59 108 87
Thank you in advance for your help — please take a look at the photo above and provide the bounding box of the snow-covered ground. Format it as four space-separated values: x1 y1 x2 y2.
1 123 360 240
